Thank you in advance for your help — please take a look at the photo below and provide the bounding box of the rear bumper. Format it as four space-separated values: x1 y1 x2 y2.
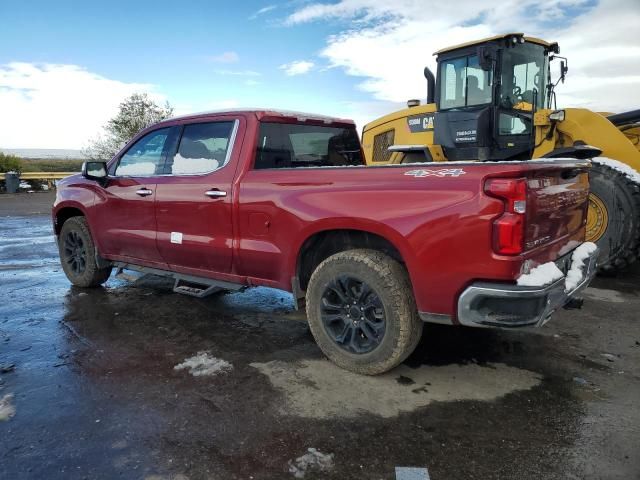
420 246 599 328
458 246 598 328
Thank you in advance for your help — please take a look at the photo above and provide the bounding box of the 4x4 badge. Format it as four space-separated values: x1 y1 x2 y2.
404 168 466 178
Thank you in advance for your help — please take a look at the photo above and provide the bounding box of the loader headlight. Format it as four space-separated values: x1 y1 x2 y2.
549 110 565 122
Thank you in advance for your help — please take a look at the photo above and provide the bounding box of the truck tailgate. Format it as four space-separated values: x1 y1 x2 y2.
525 165 590 252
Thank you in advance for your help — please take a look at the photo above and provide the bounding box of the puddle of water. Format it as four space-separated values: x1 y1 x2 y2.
251 359 542 419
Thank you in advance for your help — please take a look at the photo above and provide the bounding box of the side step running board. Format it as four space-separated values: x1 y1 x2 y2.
112 262 245 299
173 279 226 298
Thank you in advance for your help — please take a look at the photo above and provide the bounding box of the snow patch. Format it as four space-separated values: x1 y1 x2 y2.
592 157 640 184
171 153 219 175
288 448 334 478
516 242 597 290
517 262 564 287
116 162 156 176
174 352 232 377
0 394 15 421
565 242 597 292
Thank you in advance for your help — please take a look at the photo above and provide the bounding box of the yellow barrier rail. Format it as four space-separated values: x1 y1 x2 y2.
0 172 77 180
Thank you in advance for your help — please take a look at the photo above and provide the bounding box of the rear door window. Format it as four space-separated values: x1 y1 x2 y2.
254 123 363 169
168 121 236 175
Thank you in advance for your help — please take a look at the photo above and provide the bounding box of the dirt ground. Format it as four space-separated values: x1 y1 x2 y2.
1 193 639 480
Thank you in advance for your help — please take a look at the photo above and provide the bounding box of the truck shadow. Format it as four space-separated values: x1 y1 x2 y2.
407 324 519 367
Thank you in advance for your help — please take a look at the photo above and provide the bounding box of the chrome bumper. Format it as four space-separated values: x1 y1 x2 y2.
456 247 599 328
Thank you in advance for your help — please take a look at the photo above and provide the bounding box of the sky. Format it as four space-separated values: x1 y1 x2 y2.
0 0 639 150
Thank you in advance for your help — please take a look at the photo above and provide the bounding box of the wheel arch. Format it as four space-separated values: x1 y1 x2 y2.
294 227 412 294
54 204 87 235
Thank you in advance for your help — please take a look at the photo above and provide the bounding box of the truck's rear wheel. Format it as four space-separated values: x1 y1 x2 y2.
305 249 422 375
59 216 112 287
588 162 640 272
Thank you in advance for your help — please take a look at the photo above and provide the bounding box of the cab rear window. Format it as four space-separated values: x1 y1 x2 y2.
254 122 363 169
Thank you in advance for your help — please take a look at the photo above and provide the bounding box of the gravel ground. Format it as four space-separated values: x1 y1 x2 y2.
0 194 638 480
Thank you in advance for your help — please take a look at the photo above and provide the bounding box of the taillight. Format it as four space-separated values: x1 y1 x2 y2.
485 178 527 255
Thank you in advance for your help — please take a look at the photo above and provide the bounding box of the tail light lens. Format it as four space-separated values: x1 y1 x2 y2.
485 178 527 255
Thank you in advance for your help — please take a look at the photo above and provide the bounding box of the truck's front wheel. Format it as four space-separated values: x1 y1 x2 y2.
305 249 422 375
59 216 112 287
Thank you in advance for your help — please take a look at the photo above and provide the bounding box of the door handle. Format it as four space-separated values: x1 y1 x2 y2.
205 189 227 198
135 188 153 197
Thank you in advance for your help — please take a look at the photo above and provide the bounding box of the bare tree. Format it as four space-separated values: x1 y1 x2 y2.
83 93 173 160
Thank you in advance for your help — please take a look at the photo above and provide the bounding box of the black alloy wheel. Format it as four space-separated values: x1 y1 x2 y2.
320 275 386 354
63 230 87 275
58 216 112 287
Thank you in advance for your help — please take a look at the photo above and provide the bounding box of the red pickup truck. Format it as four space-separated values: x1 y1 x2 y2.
53 109 598 374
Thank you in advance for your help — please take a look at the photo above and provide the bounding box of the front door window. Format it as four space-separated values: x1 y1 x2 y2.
115 128 170 176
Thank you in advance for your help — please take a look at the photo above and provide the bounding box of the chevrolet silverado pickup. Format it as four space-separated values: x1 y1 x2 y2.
53 109 598 374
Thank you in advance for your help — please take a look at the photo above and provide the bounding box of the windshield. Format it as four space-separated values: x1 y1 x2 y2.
438 55 493 109
499 42 547 110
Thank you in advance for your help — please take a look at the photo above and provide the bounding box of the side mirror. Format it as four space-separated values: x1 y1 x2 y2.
560 60 568 83
82 161 108 183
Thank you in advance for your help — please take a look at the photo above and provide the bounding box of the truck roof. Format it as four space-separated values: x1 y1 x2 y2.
167 108 355 126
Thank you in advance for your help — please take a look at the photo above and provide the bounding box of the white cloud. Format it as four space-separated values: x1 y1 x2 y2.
285 0 390 25
0 62 163 149
215 69 262 76
280 60 315 76
207 51 239 63
250 4 278 19
287 0 640 113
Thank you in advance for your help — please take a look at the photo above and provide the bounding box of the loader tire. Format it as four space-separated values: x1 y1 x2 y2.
59 216 112 287
305 249 422 375
587 162 640 273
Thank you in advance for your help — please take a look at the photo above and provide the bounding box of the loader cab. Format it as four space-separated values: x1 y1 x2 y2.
434 33 555 161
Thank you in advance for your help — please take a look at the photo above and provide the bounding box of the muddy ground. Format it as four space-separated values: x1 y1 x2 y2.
1 192 639 479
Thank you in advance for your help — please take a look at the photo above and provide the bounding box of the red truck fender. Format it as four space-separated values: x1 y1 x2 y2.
288 219 419 296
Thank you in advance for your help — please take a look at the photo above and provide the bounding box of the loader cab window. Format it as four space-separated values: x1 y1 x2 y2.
499 42 547 111
498 42 547 136
439 55 493 110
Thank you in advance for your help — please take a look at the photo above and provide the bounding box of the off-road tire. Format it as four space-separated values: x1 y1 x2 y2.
58 216 112 287
589 162 640 273
305 249 422 375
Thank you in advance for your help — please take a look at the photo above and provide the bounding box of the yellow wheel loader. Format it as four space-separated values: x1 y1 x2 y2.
362 33 640 273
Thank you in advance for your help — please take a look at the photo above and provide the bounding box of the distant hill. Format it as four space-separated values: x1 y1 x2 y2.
0 148 83 160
